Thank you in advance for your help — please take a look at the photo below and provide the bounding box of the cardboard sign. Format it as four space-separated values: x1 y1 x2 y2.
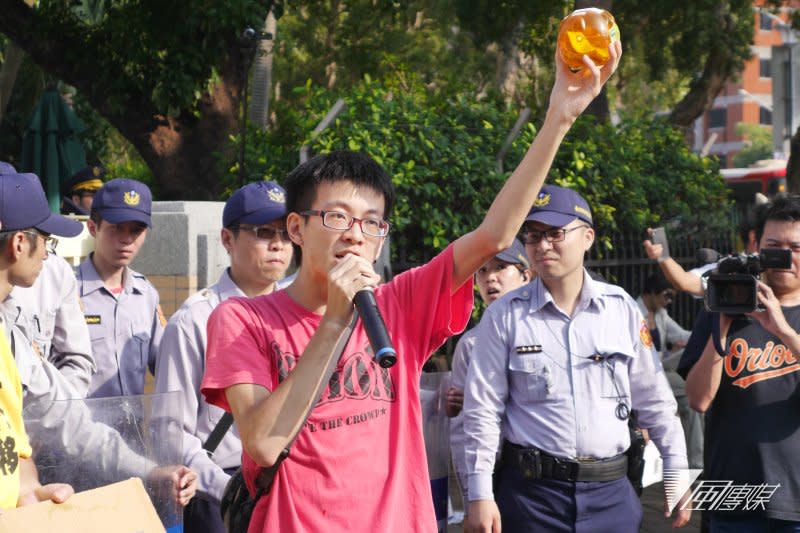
0 478 165 533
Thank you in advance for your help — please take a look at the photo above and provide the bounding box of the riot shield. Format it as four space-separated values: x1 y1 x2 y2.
420 371 450 533
24 392 184 530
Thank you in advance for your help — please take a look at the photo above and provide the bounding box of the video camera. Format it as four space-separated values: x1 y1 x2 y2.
701 248 792 314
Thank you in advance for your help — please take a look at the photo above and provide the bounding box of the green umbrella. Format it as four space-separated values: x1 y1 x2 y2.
20 88 88 212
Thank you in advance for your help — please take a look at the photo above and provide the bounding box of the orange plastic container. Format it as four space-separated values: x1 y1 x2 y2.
557 8 620 70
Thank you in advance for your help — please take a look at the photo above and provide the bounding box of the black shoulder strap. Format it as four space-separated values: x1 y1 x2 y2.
711 312 726 357
203 412 234 454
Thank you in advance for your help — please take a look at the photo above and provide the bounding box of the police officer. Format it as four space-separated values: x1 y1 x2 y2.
447 238 533 509
0 169 198 505
463 185 691 533
0 162 94 396
6 254 94 396
61 165 105 216
0 167 82 507
155 181 294 533
77 178 164 399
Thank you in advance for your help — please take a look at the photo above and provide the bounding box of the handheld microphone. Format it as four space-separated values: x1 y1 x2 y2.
353 288 397 368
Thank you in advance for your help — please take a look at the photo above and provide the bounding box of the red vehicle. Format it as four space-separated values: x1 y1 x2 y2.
721 164 787 204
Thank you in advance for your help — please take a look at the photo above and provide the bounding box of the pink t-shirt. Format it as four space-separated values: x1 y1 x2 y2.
202 244 472 532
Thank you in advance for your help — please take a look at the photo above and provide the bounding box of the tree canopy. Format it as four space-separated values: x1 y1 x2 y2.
233 74 731 265
0 0 273 199
0 0 770 253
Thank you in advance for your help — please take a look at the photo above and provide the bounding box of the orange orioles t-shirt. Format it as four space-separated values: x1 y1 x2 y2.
705 307 800 521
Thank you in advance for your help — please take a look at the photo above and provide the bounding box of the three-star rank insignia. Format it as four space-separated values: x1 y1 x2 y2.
516 345 542 354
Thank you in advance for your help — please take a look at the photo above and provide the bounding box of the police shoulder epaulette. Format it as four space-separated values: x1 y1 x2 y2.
508 286 533 302
599 283 629 299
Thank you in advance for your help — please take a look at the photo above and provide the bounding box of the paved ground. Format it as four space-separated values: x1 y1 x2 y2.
446 481 702 532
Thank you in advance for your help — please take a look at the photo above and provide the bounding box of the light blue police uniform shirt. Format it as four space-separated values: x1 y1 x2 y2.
6 255 94 396
154 269 294 502
7 315 158 480
77 254 164 399
463 270 687 501
154 268 244 503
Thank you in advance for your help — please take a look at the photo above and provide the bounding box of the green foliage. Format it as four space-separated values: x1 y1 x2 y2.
1 0 749 223
229 74 515 265
732 123 774 168
228 75 731 265
540 116 731 250
614 0 755 85
274 1 492 97
33 0 272 114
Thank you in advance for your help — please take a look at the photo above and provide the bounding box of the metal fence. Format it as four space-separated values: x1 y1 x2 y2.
397 229 737 363
586 230 736 330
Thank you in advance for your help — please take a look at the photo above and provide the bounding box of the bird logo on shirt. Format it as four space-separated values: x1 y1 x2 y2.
723 338 800 388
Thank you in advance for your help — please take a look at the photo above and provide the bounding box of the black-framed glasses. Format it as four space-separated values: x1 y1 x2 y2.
234 225 291 242
521 225 589 245
301 210 390 237
18 230 58 254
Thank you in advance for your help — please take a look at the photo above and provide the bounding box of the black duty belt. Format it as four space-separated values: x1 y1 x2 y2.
502 440 627 483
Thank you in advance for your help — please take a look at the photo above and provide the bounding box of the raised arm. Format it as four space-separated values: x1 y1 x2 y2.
451 42 622 290
642 239 703 296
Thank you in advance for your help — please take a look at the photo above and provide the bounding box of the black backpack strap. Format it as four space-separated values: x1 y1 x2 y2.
203 411 235 455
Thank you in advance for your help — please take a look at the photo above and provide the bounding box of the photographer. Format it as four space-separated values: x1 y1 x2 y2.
685 194 800 529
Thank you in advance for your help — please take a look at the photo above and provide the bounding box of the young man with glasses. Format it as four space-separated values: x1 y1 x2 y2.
685 194 800 530
77 178 165 399
463 184 691 532
2 160 95 397
0 167 79 509
155 181 293 533
201 42 621 533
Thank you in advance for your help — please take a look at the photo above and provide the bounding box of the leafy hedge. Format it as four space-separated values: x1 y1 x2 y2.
227 76 732 266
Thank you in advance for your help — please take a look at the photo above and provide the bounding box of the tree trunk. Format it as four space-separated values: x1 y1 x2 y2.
0 0 38 124
787 125 800 193
249 10 277 130
0 0 246 200
112 58 243 200
668 4 738 129
495 21 525 103
0 42 25 124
